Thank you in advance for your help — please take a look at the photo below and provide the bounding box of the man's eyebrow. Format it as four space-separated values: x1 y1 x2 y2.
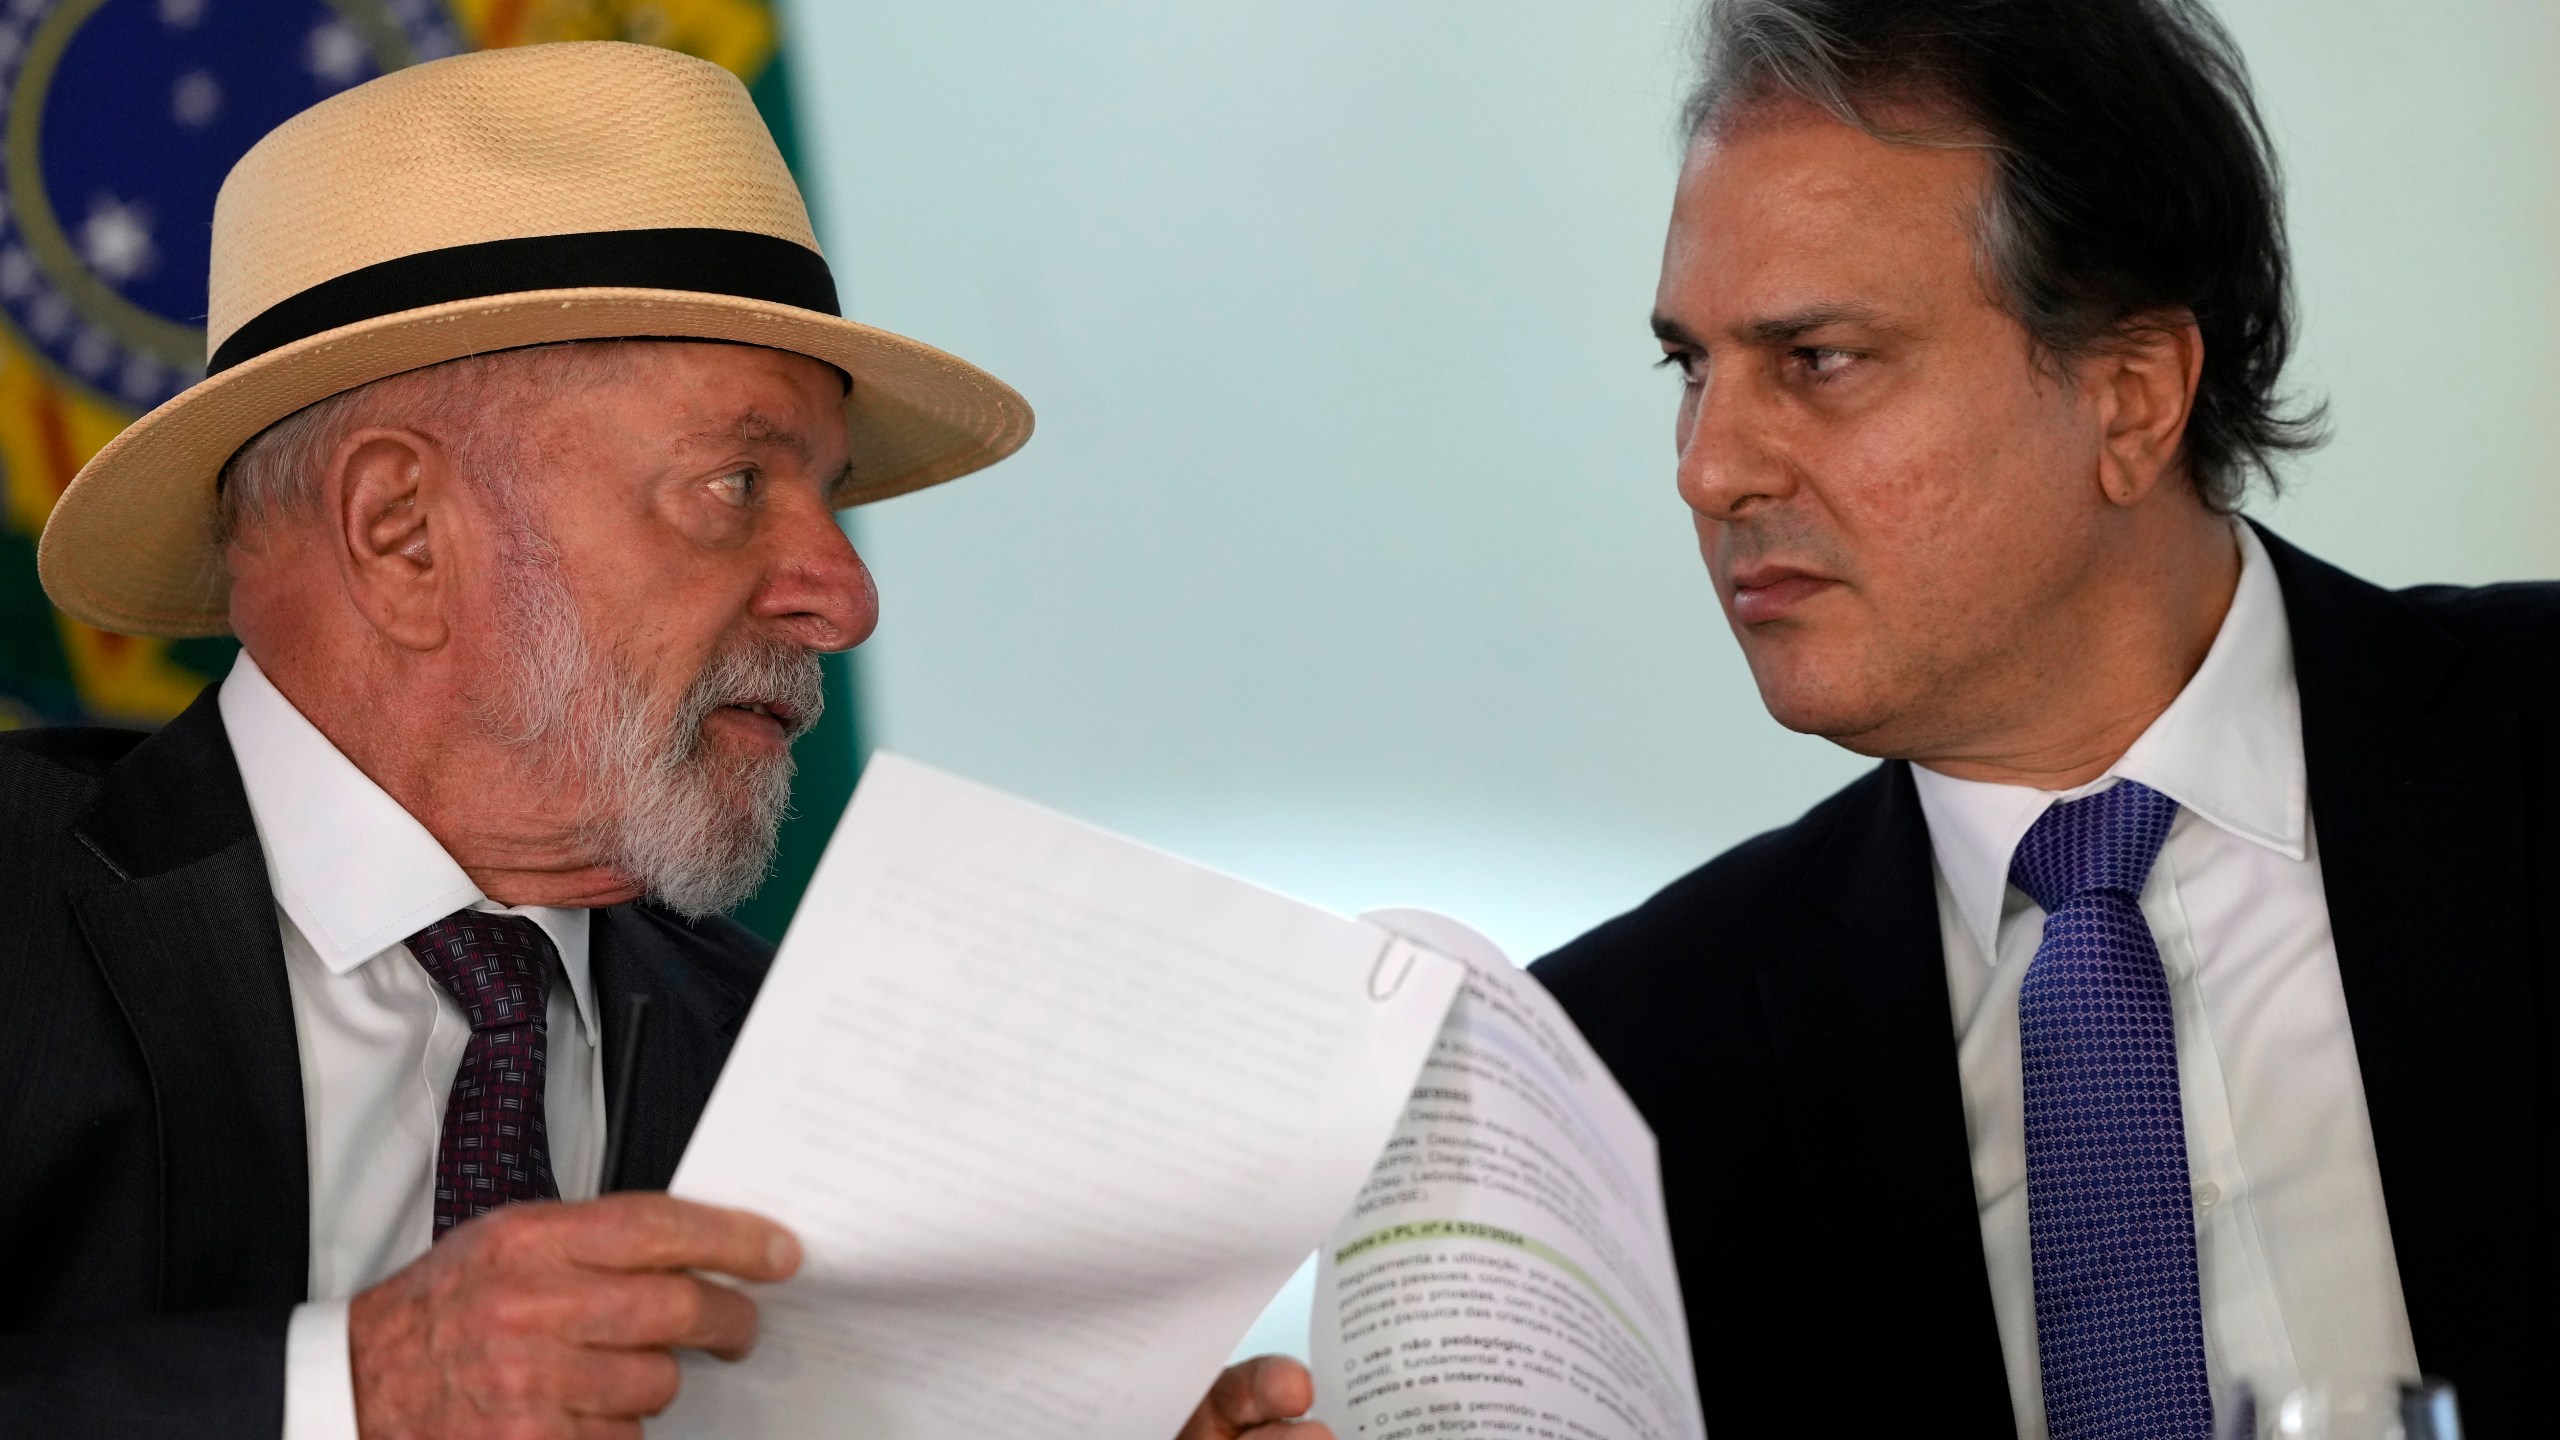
1651 313 1702 349
1652 305 1892 349
1740 302 1889 345
690 410 814 463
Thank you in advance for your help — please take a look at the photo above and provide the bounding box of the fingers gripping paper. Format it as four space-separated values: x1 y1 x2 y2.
1314 911 1707 1440
656 755 1465 1439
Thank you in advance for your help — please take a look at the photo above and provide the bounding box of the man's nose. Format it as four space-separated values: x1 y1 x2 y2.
753 491 879 653
1674 371 1792 521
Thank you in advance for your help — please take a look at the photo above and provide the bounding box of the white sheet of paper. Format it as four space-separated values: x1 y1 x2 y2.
655 754 1465 1439
1312 909 1705 1440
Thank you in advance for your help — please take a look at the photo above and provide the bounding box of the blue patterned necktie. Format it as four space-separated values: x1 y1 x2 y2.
2009 780 2211 1440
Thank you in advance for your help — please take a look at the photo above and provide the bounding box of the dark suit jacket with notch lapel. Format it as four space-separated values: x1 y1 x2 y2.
0 686 774 1437
1531 527 2556 1438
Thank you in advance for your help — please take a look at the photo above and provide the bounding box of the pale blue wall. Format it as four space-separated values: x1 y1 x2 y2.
782 0 2558 1362
2232 0 2560 577
791 0 1858 965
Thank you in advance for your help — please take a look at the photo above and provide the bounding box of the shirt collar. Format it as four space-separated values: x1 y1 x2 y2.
218 651 595 1036
1912 521 2307 967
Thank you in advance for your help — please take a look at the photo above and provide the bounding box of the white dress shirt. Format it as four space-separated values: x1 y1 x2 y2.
1912 523 2420 1437
219 652 607 1440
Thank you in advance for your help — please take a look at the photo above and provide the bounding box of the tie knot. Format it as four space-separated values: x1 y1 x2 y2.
405 910 555 1034
2007 779 2179 915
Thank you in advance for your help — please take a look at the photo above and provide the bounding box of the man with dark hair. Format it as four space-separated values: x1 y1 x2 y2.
1533 1 2554 1435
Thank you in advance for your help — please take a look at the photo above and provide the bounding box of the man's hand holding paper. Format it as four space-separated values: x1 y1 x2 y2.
340 1184 1325 1440
654 756 1465 1437
1176 1357 1333 1440
345 1195 801 1439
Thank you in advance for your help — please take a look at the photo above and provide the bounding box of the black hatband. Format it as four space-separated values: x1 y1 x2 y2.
208 228 840 375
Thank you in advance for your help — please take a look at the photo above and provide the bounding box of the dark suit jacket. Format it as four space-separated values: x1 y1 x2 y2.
1533 529 2557 1438
0 687 773 1437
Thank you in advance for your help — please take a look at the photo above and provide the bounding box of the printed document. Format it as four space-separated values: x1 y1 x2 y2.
655 754 1466 1439
1313 909 1706 1440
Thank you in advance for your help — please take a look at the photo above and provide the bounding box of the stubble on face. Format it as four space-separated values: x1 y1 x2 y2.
1658 106 2107 763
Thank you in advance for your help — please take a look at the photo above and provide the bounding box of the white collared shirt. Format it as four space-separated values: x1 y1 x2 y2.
218 652 606 1440
1912 523 2420 1436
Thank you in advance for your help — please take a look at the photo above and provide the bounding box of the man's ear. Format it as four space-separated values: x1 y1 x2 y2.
2090 312 2204 508
331 427 460 651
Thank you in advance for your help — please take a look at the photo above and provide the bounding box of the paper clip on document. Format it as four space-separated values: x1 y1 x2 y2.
1369 936 1429 1001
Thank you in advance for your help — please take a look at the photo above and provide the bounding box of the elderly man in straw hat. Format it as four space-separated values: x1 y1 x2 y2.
1 41 1326 1440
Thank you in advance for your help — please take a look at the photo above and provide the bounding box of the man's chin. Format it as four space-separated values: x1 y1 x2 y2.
618 809 783 919
1746 663 1915 757
589 744 797 918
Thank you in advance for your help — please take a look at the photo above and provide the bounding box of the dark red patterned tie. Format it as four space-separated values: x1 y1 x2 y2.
406 911 561 1236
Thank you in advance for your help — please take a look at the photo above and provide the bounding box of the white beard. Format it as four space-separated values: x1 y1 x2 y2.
475 547 824 918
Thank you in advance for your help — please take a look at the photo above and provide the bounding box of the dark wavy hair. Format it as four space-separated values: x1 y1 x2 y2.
1684 0 2325 509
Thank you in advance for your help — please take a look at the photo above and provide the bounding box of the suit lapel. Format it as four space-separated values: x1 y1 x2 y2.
2260 527 2538 1387
1722 531 2534 1415
592 906 753 1192
59 685 760 1304
1753 763 2017 1423
68 688 310 1310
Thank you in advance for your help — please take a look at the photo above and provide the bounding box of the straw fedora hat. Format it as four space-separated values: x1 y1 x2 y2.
39 40 1033 639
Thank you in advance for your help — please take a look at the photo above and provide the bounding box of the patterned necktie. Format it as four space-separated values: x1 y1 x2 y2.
406 910 561 1236
2009 780 2211 1440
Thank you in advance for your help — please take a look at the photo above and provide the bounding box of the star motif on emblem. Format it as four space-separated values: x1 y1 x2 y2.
119 352 165 403
76 195 157 286
306 18 369 87
25 289 70 342
171 69 222 128
68 324 113 378
0 0 456 416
